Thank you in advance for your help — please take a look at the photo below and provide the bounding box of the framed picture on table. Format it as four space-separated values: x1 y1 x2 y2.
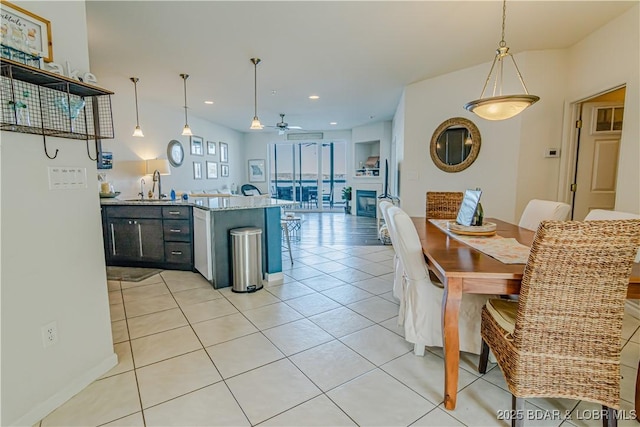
248 159 266 182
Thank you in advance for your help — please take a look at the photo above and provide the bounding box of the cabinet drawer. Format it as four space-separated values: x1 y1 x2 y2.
165 242 192 264
106 206 162 219
163 220 191 242
162 206 191 219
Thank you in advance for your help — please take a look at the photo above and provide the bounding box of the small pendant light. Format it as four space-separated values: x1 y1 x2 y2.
180 73 193 136
249 58 263 130
464 0 539 120
130 77 144 137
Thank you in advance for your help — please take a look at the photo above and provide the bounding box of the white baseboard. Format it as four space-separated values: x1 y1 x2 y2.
11 353 117 427
264 271 284 283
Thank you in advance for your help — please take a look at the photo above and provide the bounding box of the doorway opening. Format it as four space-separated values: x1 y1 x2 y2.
560 86 625 220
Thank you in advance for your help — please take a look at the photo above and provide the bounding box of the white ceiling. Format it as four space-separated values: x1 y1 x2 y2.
85 1 635 134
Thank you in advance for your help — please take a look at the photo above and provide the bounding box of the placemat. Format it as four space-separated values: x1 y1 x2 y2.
429 219 530 264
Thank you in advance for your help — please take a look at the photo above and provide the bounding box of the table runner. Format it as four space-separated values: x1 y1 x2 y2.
429 219 530 264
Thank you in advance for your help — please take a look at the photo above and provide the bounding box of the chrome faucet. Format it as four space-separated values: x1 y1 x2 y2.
151 170 166 199
138 178 145 200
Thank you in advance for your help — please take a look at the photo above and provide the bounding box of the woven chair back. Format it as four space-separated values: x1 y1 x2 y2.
426 192 463 219
515 219 640 363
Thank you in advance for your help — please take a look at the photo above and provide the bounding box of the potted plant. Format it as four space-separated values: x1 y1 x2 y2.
342 186 352 214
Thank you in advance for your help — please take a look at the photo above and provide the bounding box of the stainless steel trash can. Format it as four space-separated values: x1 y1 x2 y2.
230 227 263 293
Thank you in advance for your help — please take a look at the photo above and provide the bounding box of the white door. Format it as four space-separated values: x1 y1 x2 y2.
572 102 623 220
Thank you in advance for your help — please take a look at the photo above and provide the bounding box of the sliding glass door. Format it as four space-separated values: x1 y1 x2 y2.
269 140 345 211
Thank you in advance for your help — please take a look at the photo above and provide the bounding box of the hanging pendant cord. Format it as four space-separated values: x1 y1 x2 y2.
254 62 258 117
133 79 140 126
500 0 507 48
182 74 189 125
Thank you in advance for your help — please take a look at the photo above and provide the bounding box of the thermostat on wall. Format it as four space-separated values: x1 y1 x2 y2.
544 148 560 158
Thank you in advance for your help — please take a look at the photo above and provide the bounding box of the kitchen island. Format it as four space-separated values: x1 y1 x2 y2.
100 196 293 289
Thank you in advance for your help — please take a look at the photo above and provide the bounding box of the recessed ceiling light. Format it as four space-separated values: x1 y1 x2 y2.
329 122 337 125
308 95 320 100
204 101 214 104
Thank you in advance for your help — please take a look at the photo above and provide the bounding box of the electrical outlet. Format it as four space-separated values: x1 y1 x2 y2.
41 321 58 348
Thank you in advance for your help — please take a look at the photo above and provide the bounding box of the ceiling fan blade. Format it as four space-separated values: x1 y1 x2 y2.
288 126 302 130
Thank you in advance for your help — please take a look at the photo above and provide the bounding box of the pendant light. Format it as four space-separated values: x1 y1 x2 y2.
130 77 144 137
180 73 193 136
249 58 263 130
464 0 539 120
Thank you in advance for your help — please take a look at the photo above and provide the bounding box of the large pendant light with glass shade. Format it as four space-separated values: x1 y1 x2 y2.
249 58 263 130
464 0 539 120
180 73 193 136
130 77 144 137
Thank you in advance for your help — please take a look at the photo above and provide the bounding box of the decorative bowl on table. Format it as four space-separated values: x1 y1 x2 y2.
447 221 497 236
99 191 121 198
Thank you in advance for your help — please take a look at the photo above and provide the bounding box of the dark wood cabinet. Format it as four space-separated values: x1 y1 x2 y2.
102 204 193 270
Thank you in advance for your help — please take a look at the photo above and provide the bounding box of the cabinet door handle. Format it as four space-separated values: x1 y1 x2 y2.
137 223 143 257
169 229 181 233
168 211 181 215
110 224 116 255
171 251 183 255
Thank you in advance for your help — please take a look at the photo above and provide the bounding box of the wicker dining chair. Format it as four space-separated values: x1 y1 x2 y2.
425 191 464 219
478 220 640 427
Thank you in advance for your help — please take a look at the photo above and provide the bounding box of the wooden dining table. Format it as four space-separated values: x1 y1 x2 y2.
411 217 640 411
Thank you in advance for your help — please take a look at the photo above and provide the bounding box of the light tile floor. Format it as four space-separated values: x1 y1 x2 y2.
40 243 639 426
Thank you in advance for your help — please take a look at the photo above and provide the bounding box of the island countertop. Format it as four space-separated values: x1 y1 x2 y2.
100 196 295 211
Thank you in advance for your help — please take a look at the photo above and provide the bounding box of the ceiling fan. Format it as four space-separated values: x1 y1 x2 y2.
267 113 303 135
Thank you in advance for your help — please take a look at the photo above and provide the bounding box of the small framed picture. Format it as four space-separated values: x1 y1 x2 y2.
190 135 203 156
193 161 202 179
207 140 216 156
220 142 228 163
248 159 266 182
206 161 218 179
221 164 229 177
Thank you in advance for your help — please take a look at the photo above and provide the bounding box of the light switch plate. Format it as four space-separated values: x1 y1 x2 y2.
544 148 560 158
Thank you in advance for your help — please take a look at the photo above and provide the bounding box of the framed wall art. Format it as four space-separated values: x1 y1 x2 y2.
190 135 203 156
193 161 202 179
220 164 229 177
206 161 218 179
248 159 266 182
207 140 216 155
1 0 53 62
220 142 228 163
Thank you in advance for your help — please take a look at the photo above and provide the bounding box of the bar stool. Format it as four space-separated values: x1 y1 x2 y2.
281 220 293 264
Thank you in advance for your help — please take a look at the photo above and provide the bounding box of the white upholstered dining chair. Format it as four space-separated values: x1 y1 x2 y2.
379 201 404 310
518 199 571 231
386 206 491 356
586 209 640 263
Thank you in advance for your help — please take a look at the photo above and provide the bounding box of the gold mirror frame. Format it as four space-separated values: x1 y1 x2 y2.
430 117 481 173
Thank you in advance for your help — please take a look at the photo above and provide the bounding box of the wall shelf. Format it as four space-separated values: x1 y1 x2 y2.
0 58 114 159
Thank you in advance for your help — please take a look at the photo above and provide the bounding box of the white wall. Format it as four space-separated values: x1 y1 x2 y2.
1 2 116 425
402 60 529 221
397 5 639 221
565 4 639 214
94 75 245 199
